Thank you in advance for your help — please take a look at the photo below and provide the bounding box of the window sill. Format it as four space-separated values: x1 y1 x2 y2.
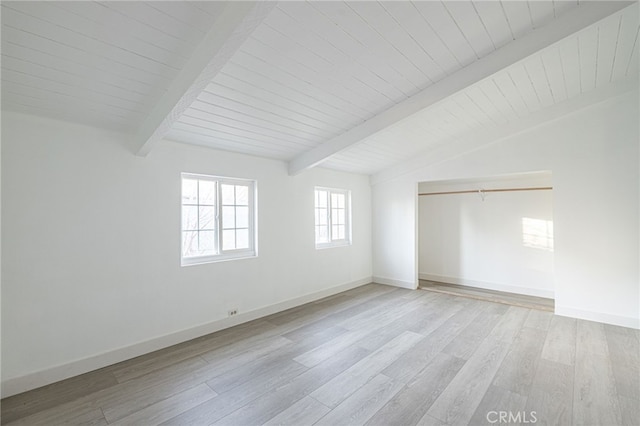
315 241 351 250
181 251 257 266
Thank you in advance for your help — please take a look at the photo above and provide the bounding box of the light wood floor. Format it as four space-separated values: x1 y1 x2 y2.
2 284 638 426
418 280 555 312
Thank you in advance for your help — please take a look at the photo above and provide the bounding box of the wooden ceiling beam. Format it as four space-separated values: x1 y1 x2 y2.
371 75 638 185
132 2 276 156
287 1 633 175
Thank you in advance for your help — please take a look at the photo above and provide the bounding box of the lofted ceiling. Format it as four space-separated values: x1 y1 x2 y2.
1 1 227 131
324 3 640 174
2 1 638 177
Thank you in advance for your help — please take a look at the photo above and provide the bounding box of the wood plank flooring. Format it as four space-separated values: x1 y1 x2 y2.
419 280 555 312
2 283 638 426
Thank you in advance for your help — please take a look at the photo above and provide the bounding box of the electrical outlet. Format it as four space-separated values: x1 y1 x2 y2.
228 309 238 317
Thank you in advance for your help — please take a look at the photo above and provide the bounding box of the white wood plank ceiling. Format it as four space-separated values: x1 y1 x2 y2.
1 1 227 131
2 1 638 175
323 2 640 175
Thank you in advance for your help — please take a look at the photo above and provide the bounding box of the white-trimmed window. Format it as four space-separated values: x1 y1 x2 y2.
181 173 256 265
315 187 351 248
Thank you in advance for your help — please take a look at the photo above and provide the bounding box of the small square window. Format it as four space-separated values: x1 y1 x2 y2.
314 187 351 249
181 173 256 265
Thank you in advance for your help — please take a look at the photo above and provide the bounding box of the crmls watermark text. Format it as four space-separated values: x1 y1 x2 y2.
486 411 538 424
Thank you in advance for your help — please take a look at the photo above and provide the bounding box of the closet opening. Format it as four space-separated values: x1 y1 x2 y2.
417 171 554 311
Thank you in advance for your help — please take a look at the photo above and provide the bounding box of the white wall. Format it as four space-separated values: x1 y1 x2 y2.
371 181 418 289
373 91 639 329
418 174 554 298
1 112 372 396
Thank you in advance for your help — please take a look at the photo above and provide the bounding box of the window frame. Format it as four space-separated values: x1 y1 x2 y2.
314 186 352 249
181 173 257 266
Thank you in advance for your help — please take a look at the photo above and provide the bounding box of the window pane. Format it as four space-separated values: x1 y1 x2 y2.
222 229 236 250
331 193 344 209
337 225 345 240
317 190 328 208
222 184 235 205
199 206 215 230
332 208 344 225
182 179 198 204
182 231 199 257
236 229 249 249
222 206 235 229
199 230 215 254
182 206 198 230
199 180 216 205
320 226 329 242
236 206 249 228
317 225 329 243
236 185 249 205
315 208 325 226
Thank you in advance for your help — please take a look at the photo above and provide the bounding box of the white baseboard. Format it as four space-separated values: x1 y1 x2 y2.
418 273 639 329
1 277 372 398
419 273 554 299
373 276 417 290
555 305 640 330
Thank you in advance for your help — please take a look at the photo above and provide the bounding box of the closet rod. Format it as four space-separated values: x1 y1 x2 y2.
418 186 552 196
